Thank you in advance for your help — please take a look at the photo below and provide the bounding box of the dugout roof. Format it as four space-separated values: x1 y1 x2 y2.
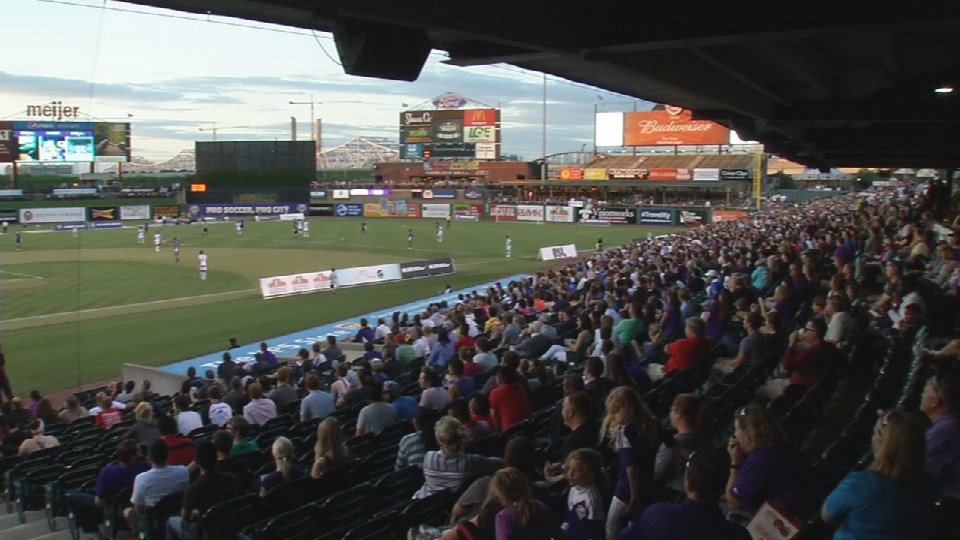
119 1 960 170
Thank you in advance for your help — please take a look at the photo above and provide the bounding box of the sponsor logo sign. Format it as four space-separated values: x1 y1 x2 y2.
595 207 637 224
453 203 482 220
638 208 675 225
583 168 607 180
0 121 14 162
53 222 88 231
400 258 456 280
464 125 495 142
19 207 85 223
53 188 97 196
463 109 497 126
545 206 574 223
517 205 545 222
400 111 433 126
89 220 122 229
489 204 516 221
89 207 118 221
431 92 469 109
120 188 157 194
0 209 19 222
720 168 750 180
422 189 457 199
363 199 420 218
0 189 24 197
539 244 578 261
308 204 334 216
608 168 649 179
679 209 710 225
120 205 151 220
560 167 584 180
421 203 450 219
474 142 496 160
260 263 404 299
187 204 308 217
401 127 431 144
623 107 731 146
648 168 691 181
464 188 484 200
309 190 327 199
153 205 180 218
712 210 748 223
400 143 424 159
334 203 364 217
693 168 720 181
332 189 350 199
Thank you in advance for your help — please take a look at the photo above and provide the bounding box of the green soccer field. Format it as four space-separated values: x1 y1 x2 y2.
0 218 677 394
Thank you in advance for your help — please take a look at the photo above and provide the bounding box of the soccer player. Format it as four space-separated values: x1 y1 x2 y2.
407 228 414 249
436 224 444 243
446 213 452 229
293 220 299 236
302 220 310 238
15 232 22 251
505 235 512 258
236 220 243 235
329 268 338 297
1 221 7 234
153 232 162 253
361 221 368 235
137 226 145 244
173 238 181 263
198 250 208 281
596 237 603 252
202 223 209 237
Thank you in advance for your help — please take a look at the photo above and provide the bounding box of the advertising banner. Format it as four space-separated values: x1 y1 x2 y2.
539 244 578 261
400 143 424 159
260 263 403 299
0 189 24 197
516 205 545 222
464 188 485 200
0 209 19 223
334 203 364 217
648 168 692 181
400 110 433 127
120 205 151 220
337 263 402 287
560 167 584 180
489 204 517 221
463 109 497 126
309 190 327 199
400 258 456 280
19 207 85 224
348 188 391 196
712 210 748 223
622 107 731 146
431 110 463 144
608 168 649 179
422 189 457 199
89 207 118 221
583 168 607 181
332 189 349 199
53 188 97 196
187 204 307 218
589 206 637 224
720 168 750 181
678 208 710 226
464 125 495 143
0 122 14 162
53 223 87 231
431 142 476 158
545 206 575 223
453 203 482 221
422 203 451 219
363 199 420 218
309 204 334 217
89 220 122 230
638 208 675 225
693 168 720 181
153 205 180 218
474 142 496 160
401 127 431 144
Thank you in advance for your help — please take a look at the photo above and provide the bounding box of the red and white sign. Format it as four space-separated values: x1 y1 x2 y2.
545 206 575 223
422 203 451 219
560 167 584 180
648 168 692 181
490 204 516 221
517 205 545 222
463 109 497 126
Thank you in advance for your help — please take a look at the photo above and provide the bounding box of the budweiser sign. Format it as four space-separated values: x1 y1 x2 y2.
623 107 730 146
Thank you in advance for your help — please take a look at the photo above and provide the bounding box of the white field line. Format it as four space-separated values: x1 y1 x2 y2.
0 270 45 279
3 288 258 323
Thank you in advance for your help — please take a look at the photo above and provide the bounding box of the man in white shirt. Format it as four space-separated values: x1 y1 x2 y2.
125 439 189 536
206 387 233 427
173 395 203 436
824 296 857 347
242 383 277 426
374 318 392 342
153 232 162 252
198 250 208 281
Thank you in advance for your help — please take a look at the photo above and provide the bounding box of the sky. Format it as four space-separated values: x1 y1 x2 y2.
1 0 653 163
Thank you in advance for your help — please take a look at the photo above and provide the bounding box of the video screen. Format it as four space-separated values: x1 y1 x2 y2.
12 121 131 163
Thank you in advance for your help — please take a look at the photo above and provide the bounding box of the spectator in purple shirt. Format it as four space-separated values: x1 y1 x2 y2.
351 318 376 344
921 373 960 531
491 467 565 540
68 438 150 535
259 342 278 366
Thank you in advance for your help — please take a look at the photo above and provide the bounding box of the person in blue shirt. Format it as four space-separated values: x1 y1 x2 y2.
427 327 456 368
822 410 937 540
351 318 375 344
384 381 417 421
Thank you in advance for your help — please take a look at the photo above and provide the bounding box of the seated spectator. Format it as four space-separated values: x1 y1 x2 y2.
227 416 258 457
370 358 389 382
124 402 160 448
124 438 190 536
222 376 249 414
446 358 477 401
428 327 456 368
413 327 432 360
331 364 356 407
453 437 539 521
242 383 277 426
615 302 647 350
268 367 298 412
351 318 376 344
18 419 59 455
384 380 417 421
489 467 565 539
584 357 616 406
217 352 237 383
258 342 279 367
58 396 88 424
257 437 305 496
824 296 857 349
711 312 768 380
473 337 498 371
419 367 452 411
174 395 203 436
115 381 137 404
311 418 351 479
649 317 712 381
196 370 221 400
68 439 150 537
206 386 233 427
607 351 651 394
321 335 346 364
394 334 418 372
459 348 484 379
0 417 28 457
414 417 502 498
158 416 195 467
455 322 476 351
396 407 441 471
469 394 495 431
755 318 836 401
920 373 960 532
543 391 601 481
516 322 553 360
95 394 124 429
32 397 59 426
166 440 240 540
183 367 203 393
726 405 812 519
356 381 399 436
300 374 335 422
622 450 751 540
374 317 392 342
822 410 937 539
489 368 531 432
448 399 491 445
360 342 382 364
655 394 708 485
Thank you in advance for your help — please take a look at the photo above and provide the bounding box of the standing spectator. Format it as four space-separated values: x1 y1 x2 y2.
489 368 532 432
300 374 335 422
95 394 124 429
58 396 88 424
68 439 149 537
166 441 239 540
920 374 960 533
311 418 351 479
395 408 441 471
414 417 502 498
124 402 160 448
384 380 417 421
242 383 277 426
206 387 233 427
355 381 399 436
822 410 937 539
268 367 298 411
257 437 304 496
174 395 203 436
124 439 190 537
560 449 606 540
419 368 453 411
158 416 195 467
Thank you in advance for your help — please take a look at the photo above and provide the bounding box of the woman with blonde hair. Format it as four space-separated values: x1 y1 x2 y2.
489 467 565 539
414 416 501 499
58 396 88 423
259 436 303 496
602 386 659 540
123 402 160 447
311 417 350 479
822 410 936 539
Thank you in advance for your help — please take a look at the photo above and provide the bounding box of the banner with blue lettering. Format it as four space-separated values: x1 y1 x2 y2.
187 203 307 218
335 203 364 217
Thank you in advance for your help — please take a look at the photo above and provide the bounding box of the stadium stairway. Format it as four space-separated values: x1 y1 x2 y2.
0 509 69 540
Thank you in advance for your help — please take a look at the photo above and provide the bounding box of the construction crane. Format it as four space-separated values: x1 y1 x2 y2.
198 123 250 141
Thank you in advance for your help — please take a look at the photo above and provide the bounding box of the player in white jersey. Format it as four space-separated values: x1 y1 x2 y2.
436 225 444 243
153 232 161 252
137 226 145 244
302 219 310 237
198 250 208 280
235 220 243 235
407 229 414 249
329 268 338 297
505 235 512 258
173 238 181 263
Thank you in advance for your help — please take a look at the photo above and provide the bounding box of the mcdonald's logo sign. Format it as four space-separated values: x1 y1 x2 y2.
463 109 497 126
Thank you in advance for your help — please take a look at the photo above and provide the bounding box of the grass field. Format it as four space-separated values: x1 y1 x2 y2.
0 218 677 394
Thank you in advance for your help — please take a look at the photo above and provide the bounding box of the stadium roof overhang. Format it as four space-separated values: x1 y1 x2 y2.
118 1 960 170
